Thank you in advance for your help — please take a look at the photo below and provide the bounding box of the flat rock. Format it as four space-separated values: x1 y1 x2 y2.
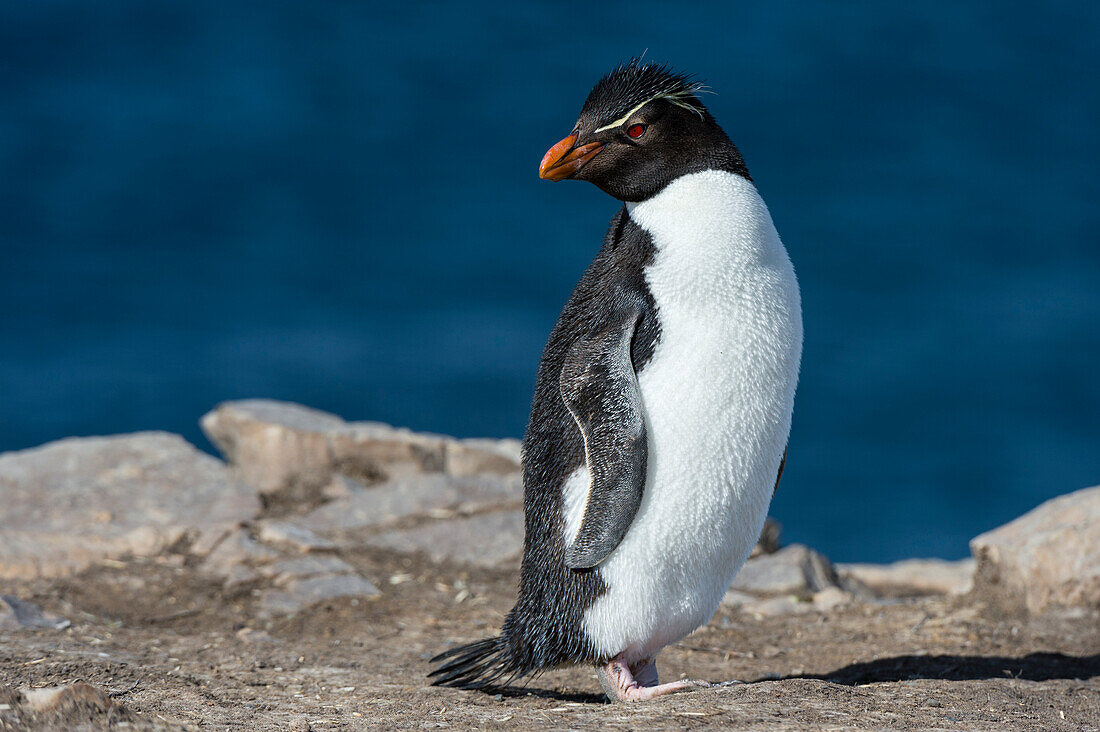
256 520 337 553
970 484 1100 616
364 510 524 568
0 596 70 631
259 555 357 585
730 544 839 596
200 400 521 502
199 527 280 590
0 433 260 580
838 558 975 596
300 473 523 533
742 595 816 617
257 572 380 617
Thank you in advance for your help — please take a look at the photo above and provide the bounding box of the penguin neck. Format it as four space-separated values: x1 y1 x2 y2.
625 170 786 273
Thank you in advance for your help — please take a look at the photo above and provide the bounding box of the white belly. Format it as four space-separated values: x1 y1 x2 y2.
571 170 802 662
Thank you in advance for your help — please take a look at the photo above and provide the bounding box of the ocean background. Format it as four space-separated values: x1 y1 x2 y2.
2 1 1098 562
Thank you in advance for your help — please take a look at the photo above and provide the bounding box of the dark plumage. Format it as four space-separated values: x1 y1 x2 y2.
428 210 661 689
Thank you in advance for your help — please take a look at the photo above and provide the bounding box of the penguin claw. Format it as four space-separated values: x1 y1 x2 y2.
595 656 737 702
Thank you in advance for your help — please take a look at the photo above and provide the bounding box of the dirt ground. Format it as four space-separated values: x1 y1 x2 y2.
2 547 1098 731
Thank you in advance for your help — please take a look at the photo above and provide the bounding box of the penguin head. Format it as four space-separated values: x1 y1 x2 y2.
539 59 750 202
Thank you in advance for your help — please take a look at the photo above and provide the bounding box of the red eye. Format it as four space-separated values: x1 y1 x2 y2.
627 124 646 139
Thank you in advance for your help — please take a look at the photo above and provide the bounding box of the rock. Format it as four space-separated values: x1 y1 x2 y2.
0 433 260 580
321 475 368 501
236 627 275 644
256 520 337 553
21 681 113 714
200 400 521 502
300 473 523 533
743 595 815 617
189 522 242 558
221 564 261 592
0 596 70 631
730 544 839 596
837 558 975 596
260 556 357 585
200 527 280 589
445 438 523 477
364 510 524 568
812 586 852 611
969 485 1100 616
258 573 380 617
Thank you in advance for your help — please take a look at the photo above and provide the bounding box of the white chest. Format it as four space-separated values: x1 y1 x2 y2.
575 170 803 662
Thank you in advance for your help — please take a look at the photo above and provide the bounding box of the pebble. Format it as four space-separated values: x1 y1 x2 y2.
0 596 70 631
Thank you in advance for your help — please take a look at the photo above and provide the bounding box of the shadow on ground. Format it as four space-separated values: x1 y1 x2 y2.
799 652 1100 685
471 652 1100 703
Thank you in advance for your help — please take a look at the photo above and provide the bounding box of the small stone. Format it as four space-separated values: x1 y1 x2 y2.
812 586 852 611
22 682 112 713
257 520 336 553
236 627 275 644
0 596 70 630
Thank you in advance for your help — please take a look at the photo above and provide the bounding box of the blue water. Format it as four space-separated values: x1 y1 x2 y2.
2 2 1098 562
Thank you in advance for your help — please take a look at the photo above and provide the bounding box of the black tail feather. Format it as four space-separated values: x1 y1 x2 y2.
428 636 520 689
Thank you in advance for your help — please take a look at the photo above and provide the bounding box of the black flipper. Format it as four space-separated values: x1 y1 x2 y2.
559 296 648 570
773 446 788 496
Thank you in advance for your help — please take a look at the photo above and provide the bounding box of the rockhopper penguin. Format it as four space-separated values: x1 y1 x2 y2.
429 60 802 702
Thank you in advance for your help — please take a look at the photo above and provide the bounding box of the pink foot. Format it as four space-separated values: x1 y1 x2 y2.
596 655 732 703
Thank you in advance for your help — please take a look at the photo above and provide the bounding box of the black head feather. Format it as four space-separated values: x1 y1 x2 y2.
579 58 706 131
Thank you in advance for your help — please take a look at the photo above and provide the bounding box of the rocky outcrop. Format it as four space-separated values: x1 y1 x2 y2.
0 433 260 580
3 402 1096 623
200 400 521 504
969 485 1100 616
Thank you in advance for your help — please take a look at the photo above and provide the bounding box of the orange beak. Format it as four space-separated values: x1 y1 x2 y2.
538 133 604 181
